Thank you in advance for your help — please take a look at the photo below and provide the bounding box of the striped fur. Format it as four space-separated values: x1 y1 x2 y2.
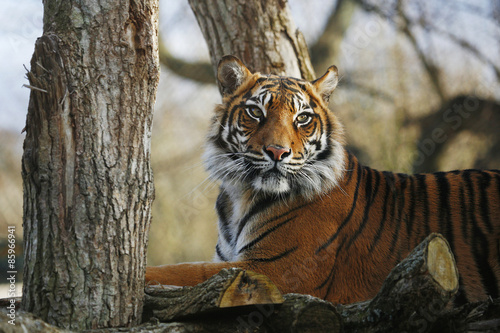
146 56 500 304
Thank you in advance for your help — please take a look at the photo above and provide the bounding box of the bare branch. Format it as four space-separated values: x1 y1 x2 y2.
158 32 215 84
309 0 357 74
396 1 446 102
353 0 446 102
420 19 500 81
341 78 395 103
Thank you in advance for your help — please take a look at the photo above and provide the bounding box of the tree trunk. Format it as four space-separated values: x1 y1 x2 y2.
21 0 159 329
188 0 315 81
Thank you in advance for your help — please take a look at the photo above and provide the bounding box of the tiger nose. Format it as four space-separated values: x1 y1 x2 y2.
265 145 291 161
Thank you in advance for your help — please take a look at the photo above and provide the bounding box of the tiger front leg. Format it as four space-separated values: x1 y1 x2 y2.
145 261 251 287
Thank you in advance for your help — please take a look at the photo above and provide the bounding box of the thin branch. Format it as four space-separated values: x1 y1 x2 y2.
395 0 446 102
353 0 445 102
341 78 395 103
355 0 500 97
158 32 215 84
22 84 48 93
309 0 358 74
421 20 500 81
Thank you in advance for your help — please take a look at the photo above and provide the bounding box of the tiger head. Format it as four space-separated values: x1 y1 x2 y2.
204 55 346 199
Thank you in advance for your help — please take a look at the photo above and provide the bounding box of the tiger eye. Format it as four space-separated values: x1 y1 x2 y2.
247 106 263 119
296 114 310 124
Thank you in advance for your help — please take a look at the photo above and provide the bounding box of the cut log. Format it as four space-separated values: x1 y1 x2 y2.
143 268 284 321
143 268 342 332
338 233 459 333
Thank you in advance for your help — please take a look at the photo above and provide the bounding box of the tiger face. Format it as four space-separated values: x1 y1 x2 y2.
204 56 346 198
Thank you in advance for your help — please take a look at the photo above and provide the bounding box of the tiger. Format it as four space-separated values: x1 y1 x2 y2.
146 55 500 305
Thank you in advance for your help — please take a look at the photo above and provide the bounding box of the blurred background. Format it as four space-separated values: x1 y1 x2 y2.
1 0 499 295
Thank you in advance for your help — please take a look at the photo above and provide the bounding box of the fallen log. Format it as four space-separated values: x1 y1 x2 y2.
140 233 458 332
5 233 498 332
338 233 459 332
143 268 284 321
144 268 342 332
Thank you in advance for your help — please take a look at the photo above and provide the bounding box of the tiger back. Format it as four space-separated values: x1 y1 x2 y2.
146 55 500 304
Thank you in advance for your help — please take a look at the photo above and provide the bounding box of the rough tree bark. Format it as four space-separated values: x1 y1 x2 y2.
21 0 159 329
188 0 315 82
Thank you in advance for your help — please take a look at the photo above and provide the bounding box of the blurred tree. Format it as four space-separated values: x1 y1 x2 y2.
410 96 500 172
188 0 315 81
21 0 159 330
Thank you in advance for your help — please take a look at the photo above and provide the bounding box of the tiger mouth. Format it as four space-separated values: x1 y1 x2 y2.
252 167 292 194
261 167 286 179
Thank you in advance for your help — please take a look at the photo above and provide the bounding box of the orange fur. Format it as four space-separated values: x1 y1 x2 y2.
146 56 500 304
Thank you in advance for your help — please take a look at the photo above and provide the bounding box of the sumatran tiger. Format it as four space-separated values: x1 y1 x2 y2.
146 55 500 304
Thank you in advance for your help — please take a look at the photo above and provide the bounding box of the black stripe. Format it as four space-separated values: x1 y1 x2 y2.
234 196 276 246
459 184 468 240
496 173 500 199
343 153 356 184
215 243 229 262
385 172 400 251
213 132 230 153
471 224 499 298
315 116 332 161
226 103 241 135
478 171 493 232
406 175 417 237
415 174 430 237
463 170 499 299
316 235 348 292
368 171 393 252
388 173 405 253
253 202 309 233
238 215 297 254
316 160 363 254
434 172 454 258
259 83 279 91
243 78 271 100
396 174 408 240
281 79 302 93
216 193 232 244
463 170 476 231
345 167 381 251
315 161 363 297
249 246 298 263
453 276 468 305
225 105 242 149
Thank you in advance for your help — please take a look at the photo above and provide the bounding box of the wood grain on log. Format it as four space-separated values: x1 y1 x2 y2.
143 268 342 332
143 268 284 322
338 233 459 333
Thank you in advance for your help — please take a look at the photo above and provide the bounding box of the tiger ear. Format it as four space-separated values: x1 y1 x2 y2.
311 65 338 103
217 55 252 96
